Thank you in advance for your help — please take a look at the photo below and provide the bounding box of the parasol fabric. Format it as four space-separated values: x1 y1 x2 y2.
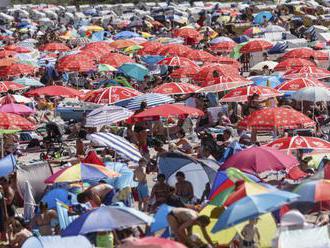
0 63 36 77
25 85 82 98
126 93 175 111
240 40 273 53
294 180 330 203
39 42 70 52
266 136 330 151
100 53 134 68
274 59 315 71
0 103 35 116
152 82 201 95
275 78 328 91
0 112 35 130
291 86 330 102
283 66 330 80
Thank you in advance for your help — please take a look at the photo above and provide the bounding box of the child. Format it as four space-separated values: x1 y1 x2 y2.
241 218 260 248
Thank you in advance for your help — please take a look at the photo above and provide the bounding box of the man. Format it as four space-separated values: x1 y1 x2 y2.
133 158 149 211
150 174 171 211
77 182 114 208
167 208 213 247
175 172 194 204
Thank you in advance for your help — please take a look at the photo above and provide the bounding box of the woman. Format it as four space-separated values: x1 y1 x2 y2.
134 101 149 154
31 202 57 236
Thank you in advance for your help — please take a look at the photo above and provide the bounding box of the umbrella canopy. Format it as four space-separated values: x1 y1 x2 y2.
238 107 315 131
100 53 134 68
14 77 44 87
283 66 330 80
39 42 70 52
210 41 236 52
158 44 192 56
158 56 197 67
0 57 17 67
151 82 201 95
193 64 239 84
126 93 174 111
85 105 133 128
0 103 35 116
119 237 187 248
221 146 299 175
274 58 315 71
22 236 92 248
132 104 204 122
0 63 36 77
243 27 263 37
119 63 149 81
291 86 330 102
57 55 96 72
294 180 330 202
113 31 140 40
0 50 16 58
0 81 26 92
220 85 281 102
45 163 119 184
212 191 299 232
249 75 282 88
81 41 114 51
25 85 82 98
0 94 32 104
87 132 142 162
250 61 278 71
138 41 163 55
281 48 328 60
266 136 330 151
83 86 142 104
174 28 202 40
240 40 273 53
0 112 35 130
183 50 216 62
170 65 200 79
4 45 31 53
210 36 234 44
110 39 137 49
198 75 252 93
254 11 273 24
62 206 153 236
275 78 328 91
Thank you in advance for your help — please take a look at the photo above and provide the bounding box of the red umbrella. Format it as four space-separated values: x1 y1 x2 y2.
274 58 315 71
0 112 35 130
220 85 281 102
158 44 192 56
170 65 200 79
57 55 96 72
212 57 241 68
240 40 273 53
39 42 70 52
4 45 31 53
132 104 204 122
275 78 328 91
266 136 330 150
0 63 36 77
83 86 142 104
221 146 299 175
210 41 236 52
281 48 328 60
199 75 252 92
138 41 163 55
152 82 201 95
25 85 83 98
158 56 197 67
99 53 134 68
0 81 26 92
238 107 315 131
81 41 114 51
283 66 330 80
0 50 16 58
0 103 35 116
173 28 201 39
183 50 217 62
119 237 187 248
193 64 239 84
79 49 105 61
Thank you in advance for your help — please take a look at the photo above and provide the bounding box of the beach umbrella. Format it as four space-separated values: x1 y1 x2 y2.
274 58 316 71
0 103 35 116
119 63 149 81
254 11 273 24
87 132 142 162
0 63 36 77
0 81 26 92
100 53 134 68
22 235 92 248
4 44 31 53
81 41 114 51
118 237 187 248
158 44 192 56
210 41 236 52
132 104 204 122
294 180 330 203
25 85 82 98
221 146 299 175
183 50 216 62
23 180 36 222
83 86 141 104
240 40 272 53
158 56 197 67
62 206 153 236
0 94 32 104
109 39 137 49
170 66 200 79
39 42 70 52
152 82 201 95
98 64 117 72
264 25 285 32
126 93 174 111
266 136 330 151
212 191 299 232
45 163 119 184
14 77 44 87
173 28 202 42
138 41 163 55
281 48 328 60
113 31 140 40
210 36 234 44
249 75 282 88
124 45 143 54
238 107 315 131
250 61 278 71
233 35 249 44
79 49 108 61
57 56 96 72
276 78 328 91
283 66 330 80
0 57 17 67
220 85 281 102
291 86 330 102
0 112 35 130
85 105 133 128
193 64 239 83
243 27 263 37
198 75 252 93
0 50 16 58
84 25 104 32
215 57 241 68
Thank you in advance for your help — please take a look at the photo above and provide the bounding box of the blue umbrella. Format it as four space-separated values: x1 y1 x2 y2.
113 31 140 40
41 188 77 209
249 75 283 88
119 63 149 81
268 41 288 54
126 93 174 110
233 35 249 43
212 191 299 232
105 162 136 190
141 55 165 65
254 11 273 25
62 206 153 236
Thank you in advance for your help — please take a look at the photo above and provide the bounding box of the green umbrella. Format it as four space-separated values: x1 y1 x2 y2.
230 42 247 59
113 76 133 88
14 77 44 87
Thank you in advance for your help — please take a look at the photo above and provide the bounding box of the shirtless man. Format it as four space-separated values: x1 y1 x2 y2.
8 218 32 248
77 182 114 208
175 172 194 204
0 177 16 219
134 158 149 212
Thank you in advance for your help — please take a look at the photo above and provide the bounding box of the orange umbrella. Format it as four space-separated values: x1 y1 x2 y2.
109 39 137 49
0 50 16 59
0 57 17 67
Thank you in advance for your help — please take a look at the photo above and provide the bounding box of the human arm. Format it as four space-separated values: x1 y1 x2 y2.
187 182 194 200
201 226 214 246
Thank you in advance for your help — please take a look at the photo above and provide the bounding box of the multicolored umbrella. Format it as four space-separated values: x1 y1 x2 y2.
283 66 330 80
238 107 315 131
274 58 315 71
100 53 134 68
0 112 35 130
25 85 82 98
45 163 119 184
275 78 327 91
152 82 201 95
0 103 35 116
240 40 272 53
266 136 330 151
294 180 330 202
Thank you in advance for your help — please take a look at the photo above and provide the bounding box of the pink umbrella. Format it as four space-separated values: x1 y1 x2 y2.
119 237 187 248
0 103 35 116
221 146 299 175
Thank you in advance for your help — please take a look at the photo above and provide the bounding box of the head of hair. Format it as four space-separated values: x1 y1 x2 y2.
140 101 147 110
197 215 211 227
157 174 166 181
77 191 92 203
175 171 185 178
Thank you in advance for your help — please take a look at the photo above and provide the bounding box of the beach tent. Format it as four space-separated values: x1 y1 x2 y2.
0 154 16 177
158 152 218 199
41 188 77 209
22 235 92 248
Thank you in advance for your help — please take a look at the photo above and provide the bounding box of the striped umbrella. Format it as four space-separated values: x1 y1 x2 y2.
87 132 142 162
85 106 134 128
294 180 330 203
126 93 174 111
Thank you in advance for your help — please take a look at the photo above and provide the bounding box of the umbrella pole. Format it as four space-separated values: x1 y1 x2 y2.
1 134 3 158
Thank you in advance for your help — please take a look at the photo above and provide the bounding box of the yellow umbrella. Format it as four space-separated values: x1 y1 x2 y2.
86 25 104 32
124 45 143 53
140 32 153 39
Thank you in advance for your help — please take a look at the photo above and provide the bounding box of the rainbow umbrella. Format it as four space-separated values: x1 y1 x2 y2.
294 180 330 202
44 163 119 184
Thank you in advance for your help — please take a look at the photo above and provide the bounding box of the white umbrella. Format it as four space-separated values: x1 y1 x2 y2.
23 180 36 222
0 94 32 104
292 86 330 102
250 61 278 71
265 25 286 33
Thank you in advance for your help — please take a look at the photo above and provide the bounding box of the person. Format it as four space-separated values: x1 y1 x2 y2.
77 182 114 208
175 130 193 154
247 93 267 114
8 217 32 248
0 177 15 220
167 208 213 247
149 174 171 211
133 158 149 212
31 202 57 236
240 218 261 248
134 101 149 154
175 172 194 204
166 187 185 208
